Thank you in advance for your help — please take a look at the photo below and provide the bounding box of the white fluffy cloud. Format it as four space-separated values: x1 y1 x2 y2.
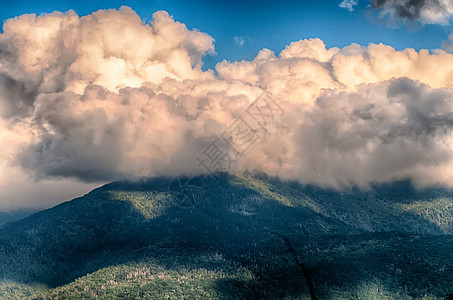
1 7 453 210
0 6 214 102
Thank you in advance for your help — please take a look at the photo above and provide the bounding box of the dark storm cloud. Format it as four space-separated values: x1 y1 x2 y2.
373 0 432 20
371 0 453 24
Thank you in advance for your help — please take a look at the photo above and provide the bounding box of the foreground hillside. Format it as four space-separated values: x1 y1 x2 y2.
0 172 452 299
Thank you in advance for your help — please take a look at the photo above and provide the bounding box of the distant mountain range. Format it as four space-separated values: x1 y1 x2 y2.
0 172 452 299
0 211 35 229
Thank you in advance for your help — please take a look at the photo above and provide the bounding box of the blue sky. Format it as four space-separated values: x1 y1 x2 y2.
1 0 452 69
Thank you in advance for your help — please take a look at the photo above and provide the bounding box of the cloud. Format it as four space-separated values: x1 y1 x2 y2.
283 78 453 189
234 36 246 47
0 118 100 211
0 6 214 101
339 0 359 12
442 33 453 53
2 7 453 209
371 0 453 25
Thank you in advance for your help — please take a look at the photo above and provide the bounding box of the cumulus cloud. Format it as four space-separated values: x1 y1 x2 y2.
279 78 453 188
2 7 453 209
371 0 453 25
0 6 214 103
339 0 359 12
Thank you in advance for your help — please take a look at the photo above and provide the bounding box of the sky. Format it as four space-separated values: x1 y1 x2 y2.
1 0 452 69
1 0 453 211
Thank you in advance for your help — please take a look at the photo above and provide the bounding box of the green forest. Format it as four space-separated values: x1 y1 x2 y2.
0 172 452 299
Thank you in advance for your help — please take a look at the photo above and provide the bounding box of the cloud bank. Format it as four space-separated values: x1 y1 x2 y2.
1 7 453 209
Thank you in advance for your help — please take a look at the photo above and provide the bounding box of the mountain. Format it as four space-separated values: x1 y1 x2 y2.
0 211 35 229
0 172 452 299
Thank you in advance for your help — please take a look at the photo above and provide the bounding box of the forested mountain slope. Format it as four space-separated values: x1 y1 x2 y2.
0 173 451 299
